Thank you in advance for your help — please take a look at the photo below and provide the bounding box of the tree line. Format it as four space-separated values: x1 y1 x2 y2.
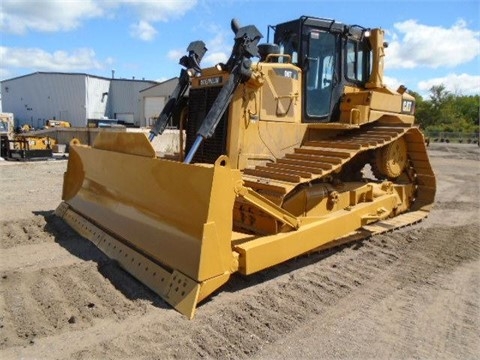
409 85 479 141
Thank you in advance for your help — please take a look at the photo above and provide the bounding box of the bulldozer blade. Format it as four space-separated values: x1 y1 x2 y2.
56 132 241 318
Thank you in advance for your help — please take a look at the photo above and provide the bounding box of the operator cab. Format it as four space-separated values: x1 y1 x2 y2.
271 16 372 122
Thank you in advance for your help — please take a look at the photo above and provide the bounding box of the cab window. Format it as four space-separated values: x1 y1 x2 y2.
346 39 369 83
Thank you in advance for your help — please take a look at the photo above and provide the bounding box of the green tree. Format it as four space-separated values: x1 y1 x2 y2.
414 84 479 134
408 89 435 129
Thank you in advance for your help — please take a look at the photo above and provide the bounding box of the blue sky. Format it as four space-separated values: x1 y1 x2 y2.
1 0 479 97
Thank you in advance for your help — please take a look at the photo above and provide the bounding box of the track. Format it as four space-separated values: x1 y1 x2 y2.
238 124 435 237
244 124 435 206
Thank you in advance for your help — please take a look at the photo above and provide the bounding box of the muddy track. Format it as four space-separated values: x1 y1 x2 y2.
0 143 479 359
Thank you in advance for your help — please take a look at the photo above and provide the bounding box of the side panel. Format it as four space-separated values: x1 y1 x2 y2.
259 64 302 122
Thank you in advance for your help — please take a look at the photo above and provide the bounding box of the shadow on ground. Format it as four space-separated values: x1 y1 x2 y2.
34 209 169 310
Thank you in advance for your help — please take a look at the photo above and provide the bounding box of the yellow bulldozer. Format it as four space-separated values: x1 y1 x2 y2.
56 17 436 318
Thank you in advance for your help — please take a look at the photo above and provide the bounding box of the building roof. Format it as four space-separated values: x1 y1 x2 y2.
1 71 158 84
140 77 178 92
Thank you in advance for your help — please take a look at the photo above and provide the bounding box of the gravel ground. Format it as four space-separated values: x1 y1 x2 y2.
0 143 479 360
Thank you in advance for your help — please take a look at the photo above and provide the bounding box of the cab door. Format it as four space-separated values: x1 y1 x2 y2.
304 30 337 121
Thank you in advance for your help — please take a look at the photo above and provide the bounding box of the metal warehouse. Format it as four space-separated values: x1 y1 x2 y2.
139 78 179 128
1 72 159 128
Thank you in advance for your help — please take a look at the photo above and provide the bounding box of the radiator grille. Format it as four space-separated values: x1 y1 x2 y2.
185 87 228 164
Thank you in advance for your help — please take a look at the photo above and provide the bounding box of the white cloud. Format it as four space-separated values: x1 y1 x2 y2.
418 73 480 96
1 46 105 72
0 68 12 80
124 0 197 40
121 0 197 23
383 75 403 91
167 49 185 61
202 31 230 66
130 20 157 41
385 19 480 69
167 25 232 68
203 52 229 66
0 0 197 40
0 0 105 34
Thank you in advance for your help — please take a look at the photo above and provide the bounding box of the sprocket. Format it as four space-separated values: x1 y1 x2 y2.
372 137 408 179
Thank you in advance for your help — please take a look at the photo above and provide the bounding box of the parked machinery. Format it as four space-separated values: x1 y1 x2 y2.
0 113 14 158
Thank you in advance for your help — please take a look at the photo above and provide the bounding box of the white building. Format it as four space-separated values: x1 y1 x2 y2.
140 78 179 127
1 72 158 128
